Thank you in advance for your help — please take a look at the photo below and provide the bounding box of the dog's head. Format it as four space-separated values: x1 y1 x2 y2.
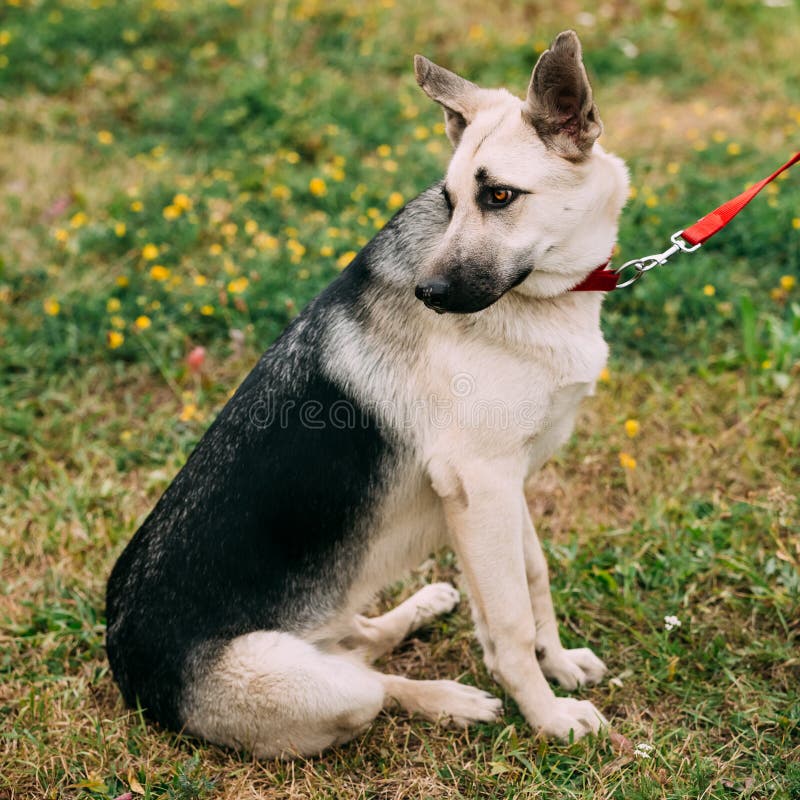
414 30 629 313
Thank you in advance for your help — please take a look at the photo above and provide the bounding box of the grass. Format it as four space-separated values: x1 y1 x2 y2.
1 0 799 797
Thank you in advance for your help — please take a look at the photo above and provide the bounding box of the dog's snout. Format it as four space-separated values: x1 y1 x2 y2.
415 279 450 312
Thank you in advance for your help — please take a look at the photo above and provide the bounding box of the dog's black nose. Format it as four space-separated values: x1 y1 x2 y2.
415 279 450 311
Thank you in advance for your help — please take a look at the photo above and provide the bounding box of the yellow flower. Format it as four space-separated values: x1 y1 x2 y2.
387 192 404 210
110 315 125 329
761 359 772 370
130 200 143 212
43 297 60 316
119 429 132 442
173 193 192 211
54 228 69 244
70 211 88 229
200 304 215 316
107 331 125 349
208 243 223 255
97 130 114 145
413 125 430 141
309 177 327 197
792 218 800 230
254 233 279 251
320 245 334 257
114 222 126 237
134 315 151 330
179 403 199 422
703 284 716 297
244 219 258 235
779 275 796 291
376 144 391 158
221 222 237 239
227 276 249 294
106 297 121 312
667 162 680 175
298 268 310 280
598 367 611 384
163 204 181 220
383 159 398 173
624 419 640 438
727 142 741 156
0 31 11 46
193 274 208 287
142 243 159 260
284 151 300 164
336 251 356 270
116 275 129 287
150 265 170 281
271 184 291 200
645 195 659 209
619 452 637 470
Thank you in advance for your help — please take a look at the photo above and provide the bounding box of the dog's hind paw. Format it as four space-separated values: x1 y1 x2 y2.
411 582 461 625
538 646 607 690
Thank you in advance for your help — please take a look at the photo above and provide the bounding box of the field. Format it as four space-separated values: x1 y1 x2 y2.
1 0 799 798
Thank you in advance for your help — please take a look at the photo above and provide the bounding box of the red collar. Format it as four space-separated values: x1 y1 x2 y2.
569 260 618 292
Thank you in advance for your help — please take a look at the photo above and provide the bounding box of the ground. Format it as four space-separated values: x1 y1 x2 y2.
1 1 799 798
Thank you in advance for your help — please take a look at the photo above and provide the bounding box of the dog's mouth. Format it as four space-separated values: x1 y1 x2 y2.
415 266 533 314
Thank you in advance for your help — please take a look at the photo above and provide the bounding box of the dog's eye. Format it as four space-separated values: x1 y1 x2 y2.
482 187 516 208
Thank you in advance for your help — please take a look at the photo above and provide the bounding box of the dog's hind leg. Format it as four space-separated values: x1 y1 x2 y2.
345 582 461 661
183 628 500 758
183 631 386 759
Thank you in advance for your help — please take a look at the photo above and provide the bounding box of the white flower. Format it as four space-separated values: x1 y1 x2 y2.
633 742 654 759
664 615 682 632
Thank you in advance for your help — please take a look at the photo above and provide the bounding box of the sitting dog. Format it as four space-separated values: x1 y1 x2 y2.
106 30 629 758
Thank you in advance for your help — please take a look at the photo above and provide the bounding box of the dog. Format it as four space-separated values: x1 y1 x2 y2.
106 30 629 758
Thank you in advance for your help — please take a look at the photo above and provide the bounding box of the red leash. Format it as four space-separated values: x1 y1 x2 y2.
571 151 800 292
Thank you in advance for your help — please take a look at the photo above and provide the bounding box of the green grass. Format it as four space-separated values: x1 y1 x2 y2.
1 1 799 798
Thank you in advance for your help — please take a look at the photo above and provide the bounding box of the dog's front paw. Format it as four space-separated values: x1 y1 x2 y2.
538 646 607 690
536 697 606 741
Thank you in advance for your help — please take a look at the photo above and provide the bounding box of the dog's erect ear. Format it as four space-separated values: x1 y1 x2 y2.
414 55 482 146
524 30 602 160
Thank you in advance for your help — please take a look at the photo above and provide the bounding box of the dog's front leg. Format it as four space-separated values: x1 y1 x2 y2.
429 457 605 740
521 500 607 689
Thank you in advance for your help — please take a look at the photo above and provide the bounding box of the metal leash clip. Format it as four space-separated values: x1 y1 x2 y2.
614 230 702 288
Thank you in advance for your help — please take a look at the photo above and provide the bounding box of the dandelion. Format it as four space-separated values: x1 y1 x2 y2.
142 243 159 260
150 265 170 281
54 228 69 244
727 142 741 156
110 315 125 329
163 204 181 220
130 200 143 212
221 222 238 239
284 151 300 164
624 419 640 438
114 222 126 237
666 162 680 175
107 330 125 349
208 243 223 256
70 211 88 229
227 277 249 294
320 245 334 257
106 298 121 313
644 195 659 208
761 359 772 370
633 742 654 759
413 125 430 140
387 192 404 210
376 144 391 158
173 193 192 211
0 31 11 46
179 403 199 422
119 429 132 442
298 268 310 280
271 184 291 200
43 297 60 316
383 159 398 173
619 452 637 470
200 304 215 316
309 177 327 197
599 367 611 383
337 251 357 270
703 284 715 297
244 219 258 235
134 315 151 330
97 130 114 145
116 276 129 287
792 217 800 230
193 275 208 287
664 615 681 632
780 275 795 291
